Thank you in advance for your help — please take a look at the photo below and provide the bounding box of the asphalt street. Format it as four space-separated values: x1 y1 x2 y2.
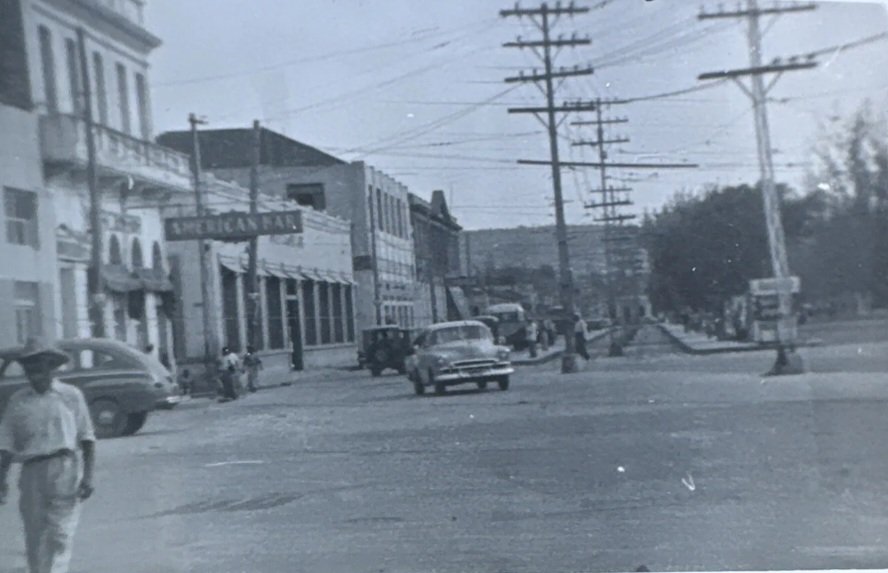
2 324 887 573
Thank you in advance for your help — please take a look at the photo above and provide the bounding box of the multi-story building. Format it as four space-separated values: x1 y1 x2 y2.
12 0 193 366
0 0 57 346
157 128 418 334
163 174 355 387
408 190 463 325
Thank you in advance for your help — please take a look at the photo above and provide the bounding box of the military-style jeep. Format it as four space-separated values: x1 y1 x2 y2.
358 326 414 377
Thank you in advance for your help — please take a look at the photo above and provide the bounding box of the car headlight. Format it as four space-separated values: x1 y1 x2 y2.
497 349 510 360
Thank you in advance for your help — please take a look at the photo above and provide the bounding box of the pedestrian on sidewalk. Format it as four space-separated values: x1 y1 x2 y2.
574 314 590 360
525 319 538 358
219 346 241 402
242 346 263 393
0 338 96 573
538 319 549 351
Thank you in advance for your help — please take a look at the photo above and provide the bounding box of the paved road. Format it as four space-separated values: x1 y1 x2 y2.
2 326 887 573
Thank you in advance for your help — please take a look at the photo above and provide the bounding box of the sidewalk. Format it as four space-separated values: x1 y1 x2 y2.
658 322 764 355
511 328 611 365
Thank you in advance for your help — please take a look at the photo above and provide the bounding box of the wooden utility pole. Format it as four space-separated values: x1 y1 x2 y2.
189 113 218 377
77 28 105 337
368 188 382 325
699 0 817 375
247 120 261 351
501 1 594 373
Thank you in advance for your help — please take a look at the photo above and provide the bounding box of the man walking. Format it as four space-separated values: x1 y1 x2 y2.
242 345 263 393
525 319 538 358
0 338 96 573
219 346 241 402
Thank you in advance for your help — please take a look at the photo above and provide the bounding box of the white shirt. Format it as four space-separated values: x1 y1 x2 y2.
525 323 538 341
0 380 95 462
574 319 588 339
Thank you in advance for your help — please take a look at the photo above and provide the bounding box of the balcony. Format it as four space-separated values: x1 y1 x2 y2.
40 114 192 192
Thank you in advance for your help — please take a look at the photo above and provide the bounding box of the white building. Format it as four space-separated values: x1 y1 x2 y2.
15 0 192 364
163 174 356 388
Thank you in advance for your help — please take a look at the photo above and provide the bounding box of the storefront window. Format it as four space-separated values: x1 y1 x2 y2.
345 286 355 342
319 282 331 344
332 284 343 343
221 267 240 352
13 281 40 344
302 280 317 346
266 277 284 350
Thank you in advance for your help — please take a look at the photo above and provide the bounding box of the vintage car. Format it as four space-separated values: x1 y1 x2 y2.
471 315 501 341
485 303 527 350
0 338 180 439
358 326 413 376
404 320 513 395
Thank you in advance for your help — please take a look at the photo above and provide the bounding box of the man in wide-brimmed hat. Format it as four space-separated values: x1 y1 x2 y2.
0 338 96 573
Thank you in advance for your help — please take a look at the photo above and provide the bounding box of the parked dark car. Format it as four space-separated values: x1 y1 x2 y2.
0 338 180 439
471 315 501 341
359 326 414 376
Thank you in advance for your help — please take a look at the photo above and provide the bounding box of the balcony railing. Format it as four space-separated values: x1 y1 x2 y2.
40 114 191 192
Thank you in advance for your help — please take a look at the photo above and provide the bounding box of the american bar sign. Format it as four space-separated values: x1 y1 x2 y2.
164 210 303 241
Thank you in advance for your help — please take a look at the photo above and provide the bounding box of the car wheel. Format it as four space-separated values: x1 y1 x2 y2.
122 412 148 436
413 380 425 395
90 398 127 439
431 371 446 395
497 376 510 391
477 381 488 391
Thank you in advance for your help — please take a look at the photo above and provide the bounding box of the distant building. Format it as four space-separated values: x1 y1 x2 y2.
157 128 418 334
12 0 192 366
461 224 651 321
408 190 463 325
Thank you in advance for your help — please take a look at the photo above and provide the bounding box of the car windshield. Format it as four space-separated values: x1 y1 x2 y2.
432 324 491 345
492 311 520 322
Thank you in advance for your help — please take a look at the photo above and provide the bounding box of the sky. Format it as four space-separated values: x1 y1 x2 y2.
145 0 888 230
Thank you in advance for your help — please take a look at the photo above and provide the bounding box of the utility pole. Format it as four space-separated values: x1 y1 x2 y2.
699 0 817 375
501 1 594 373
77 28 105 338
189 113 218 382
574 102 630 356
368 188 382 325
247 120 261 351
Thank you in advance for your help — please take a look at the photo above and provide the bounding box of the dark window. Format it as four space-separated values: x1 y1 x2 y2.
319 282 331 344
93 52 107 125
152 242 163 271
0 0 33 110
108 234 122 264
332 284 343 343
286 183 325 211
302 280 317 346
266 277 284 349
38 26 57 112
376 189 384 233
116 62 130 134
396 199 403 238
131 238 143 268
135 72 149 139
221 267 240 352
4 188 38 247
345 285 355 342
64 38 82 114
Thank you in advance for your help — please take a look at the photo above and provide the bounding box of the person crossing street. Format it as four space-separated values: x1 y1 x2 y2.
0 338 96 573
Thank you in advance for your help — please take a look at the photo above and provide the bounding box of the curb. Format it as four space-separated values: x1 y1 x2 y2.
656 323 823 355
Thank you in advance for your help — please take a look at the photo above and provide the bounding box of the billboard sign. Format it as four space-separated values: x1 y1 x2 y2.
165 210 303 242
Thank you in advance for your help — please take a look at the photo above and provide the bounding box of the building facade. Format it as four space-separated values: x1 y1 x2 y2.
12 0 192 366
408 190 463 325
163 174 356 388
157 128 418 335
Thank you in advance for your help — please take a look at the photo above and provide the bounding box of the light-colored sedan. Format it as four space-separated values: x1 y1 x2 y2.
405 320 514 395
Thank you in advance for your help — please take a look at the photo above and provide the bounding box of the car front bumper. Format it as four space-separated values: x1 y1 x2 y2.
434 365 514 383
156 394 184 409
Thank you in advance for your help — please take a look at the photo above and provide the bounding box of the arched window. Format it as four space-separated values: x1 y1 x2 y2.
152 241 163 272
108 235 122 265
131 238 143 268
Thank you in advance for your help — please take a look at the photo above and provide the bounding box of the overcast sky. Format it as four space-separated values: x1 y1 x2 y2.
145 1 888 230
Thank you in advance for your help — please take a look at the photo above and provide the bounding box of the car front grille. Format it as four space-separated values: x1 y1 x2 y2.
453 359 497 369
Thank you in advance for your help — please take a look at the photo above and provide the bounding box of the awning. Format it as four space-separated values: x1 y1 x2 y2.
219 256 244 273
302 268 324 281
281 266 306 280
339 273 357 285
102 265 142 293
134 267 174 292
263 262 289 279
